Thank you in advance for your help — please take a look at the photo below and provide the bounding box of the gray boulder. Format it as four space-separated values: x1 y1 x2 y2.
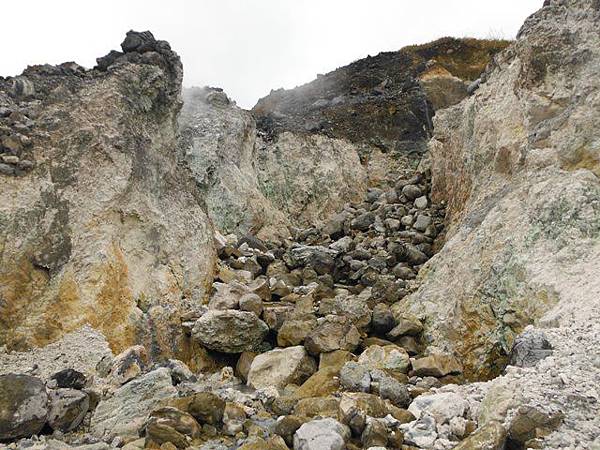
508 327 553 368
192 310 269 353
47 388 90 432
91 368 177 440
339 362 371 393
0 374 48 441
293 418 350 450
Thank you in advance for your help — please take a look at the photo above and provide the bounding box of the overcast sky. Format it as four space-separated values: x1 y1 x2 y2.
1 0 541 109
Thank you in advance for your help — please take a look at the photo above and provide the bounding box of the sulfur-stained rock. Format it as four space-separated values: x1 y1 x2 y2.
186 392 226 426
277 314 318 347
453 422 507 450
358 345 410 374
411 354 462 377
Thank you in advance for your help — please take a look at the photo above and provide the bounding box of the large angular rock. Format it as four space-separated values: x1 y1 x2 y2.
47 388 90 432
304 316 361 355
358 345 410 374
408 392 468 425
191 310 268 353
453 422 507 450
0 374 48 441
91 368 177 440
144 407 201 448
293 418 350 450
247 346 317 390
411 354 462 377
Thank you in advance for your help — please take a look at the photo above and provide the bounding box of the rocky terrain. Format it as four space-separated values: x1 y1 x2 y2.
1 1 599 449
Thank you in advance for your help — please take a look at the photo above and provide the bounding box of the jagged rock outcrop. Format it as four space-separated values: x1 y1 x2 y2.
178 39 506 240
401 0 600 382
253 38 509 187
178 87 367 239
0 31 215 359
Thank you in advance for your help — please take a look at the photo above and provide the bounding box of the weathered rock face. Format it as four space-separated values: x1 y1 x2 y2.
178 87 367 239
401 0 600 379
253 38 508 151
0 31 216 359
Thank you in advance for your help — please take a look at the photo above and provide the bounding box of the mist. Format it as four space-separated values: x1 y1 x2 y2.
0 0 542 108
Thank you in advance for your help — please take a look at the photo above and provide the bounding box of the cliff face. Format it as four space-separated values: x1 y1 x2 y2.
0 32 216 359
178 87 368 240
401 0 600 379
177 38 508 240
253 38 509 184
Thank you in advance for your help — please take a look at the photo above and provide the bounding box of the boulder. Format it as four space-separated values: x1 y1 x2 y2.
47 369 87 390
358 345 410 374
293 418 350 450
339 362 371 393
91 368 177 440
304 316 360 355
47 388 90 432
277 315 318 347
272 415 309 447
453 422 507 450
377 376 411 408
401 415 437 448
145 407 201 448
108 345 148 386
411 354 462 377
408 392 468 425
247 346 317 390
191 310 269 353
0 374 48 441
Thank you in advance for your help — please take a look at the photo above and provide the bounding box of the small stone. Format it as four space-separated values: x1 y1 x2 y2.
392 265 416 280
339 361 371 393
414 196 428 209
402 184 422 200
0 163 15 175
400 215 414 227
1 155 19 164
413 214 432 232
235 351 256 382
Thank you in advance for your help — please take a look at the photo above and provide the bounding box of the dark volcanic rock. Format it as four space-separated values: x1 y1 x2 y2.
0 374 48 441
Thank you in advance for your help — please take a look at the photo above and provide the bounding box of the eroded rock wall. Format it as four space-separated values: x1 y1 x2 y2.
401 0 600 379
179 87 367 240
0 32 216 360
